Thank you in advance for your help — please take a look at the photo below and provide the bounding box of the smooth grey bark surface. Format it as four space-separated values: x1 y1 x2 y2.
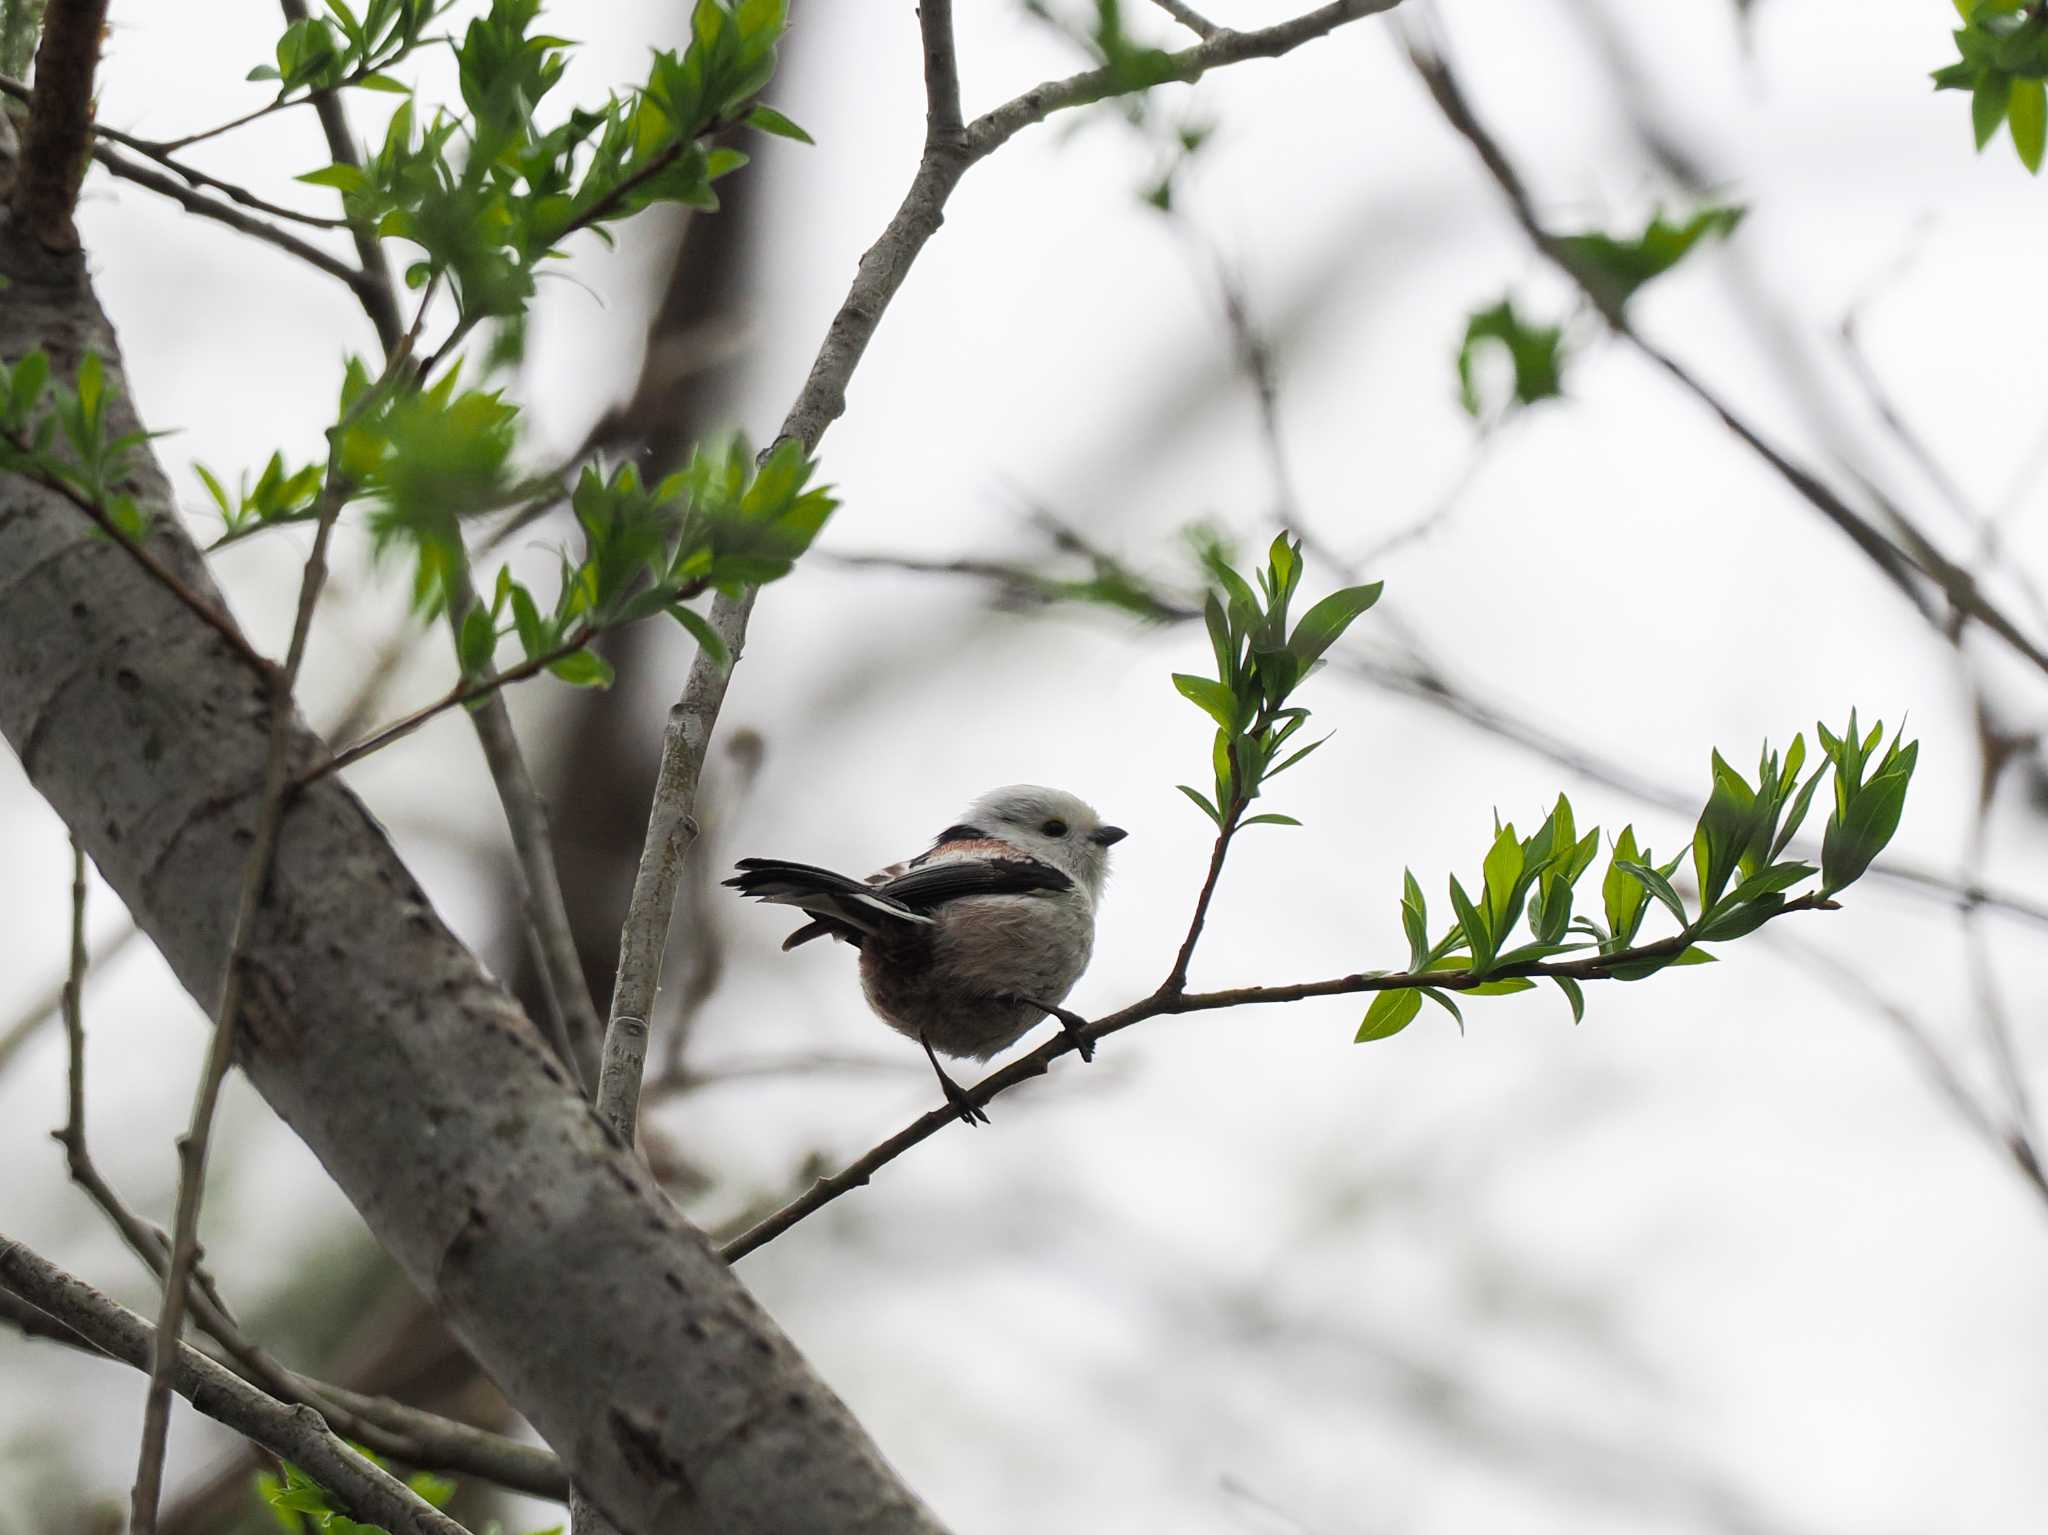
0 230 947 1535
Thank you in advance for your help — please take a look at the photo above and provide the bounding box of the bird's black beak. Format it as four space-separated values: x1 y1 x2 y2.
1091 825 1128 847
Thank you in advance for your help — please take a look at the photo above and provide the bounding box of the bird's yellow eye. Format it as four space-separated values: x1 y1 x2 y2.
1041 818 1069 838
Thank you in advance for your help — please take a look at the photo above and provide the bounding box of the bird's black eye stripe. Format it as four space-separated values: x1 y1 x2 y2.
1041 818 1069 838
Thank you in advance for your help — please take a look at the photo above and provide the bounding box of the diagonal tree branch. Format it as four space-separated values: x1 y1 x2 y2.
0 1238 472 1535
1399 27 2048 685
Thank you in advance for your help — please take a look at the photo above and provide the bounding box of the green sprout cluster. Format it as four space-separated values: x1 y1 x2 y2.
0 353 156 536
1934 0 2048 175
295 0 801 330
1172 533 1383 831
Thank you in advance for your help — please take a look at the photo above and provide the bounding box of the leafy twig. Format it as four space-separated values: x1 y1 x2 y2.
720 893 1839 1262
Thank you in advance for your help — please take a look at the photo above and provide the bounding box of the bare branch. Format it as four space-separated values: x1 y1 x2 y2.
1149 0 1223 40
89 141 379 299
968 0 1401 157
0 919 138 1078
0 1239 473 1535
0 75 356 233
299 620 609 784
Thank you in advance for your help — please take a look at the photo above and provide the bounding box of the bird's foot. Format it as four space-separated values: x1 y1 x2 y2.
940 1074 992 1128
921 1034 991 1127
1008 995 1096 1062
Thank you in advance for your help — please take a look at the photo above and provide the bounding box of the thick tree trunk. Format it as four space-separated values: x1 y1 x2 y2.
0 227 947 1535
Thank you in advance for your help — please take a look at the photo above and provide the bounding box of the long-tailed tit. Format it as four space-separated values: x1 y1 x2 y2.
725 785 1126 1125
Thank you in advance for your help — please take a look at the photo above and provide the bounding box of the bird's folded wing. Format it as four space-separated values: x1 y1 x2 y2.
877 857 1073 909
726 857 935 950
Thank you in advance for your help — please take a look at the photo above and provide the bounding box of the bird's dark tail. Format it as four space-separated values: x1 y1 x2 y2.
724 858 934 950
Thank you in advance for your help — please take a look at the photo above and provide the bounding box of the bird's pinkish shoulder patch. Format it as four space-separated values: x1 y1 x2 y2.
908 837 1022 868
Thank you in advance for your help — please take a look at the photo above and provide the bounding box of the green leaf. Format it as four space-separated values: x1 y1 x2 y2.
1448 874 1494 973
1457 297 1565 417
1554 205 1745 308
1268 735 1329 778
1614 859 1688 928
1770 763 1828 861
353 70 412 93
406 1470 457 1508
297 163 369 191
1176 784 1222 825
1692 893 1785 943
1975 69 2012 148
670 603 732 669
1400 868 1428 969
457 604 496 675
1419 986 1463 1032
9 349 49 422
2011 75 2045 170
1610 945 1715 982
1465 976 1536 996
1551 975 1585 1024
75 351 103 421
1172 672 1240 732
193 462 235 519
745 103 813 143
1823 759 1917 892
1481 821 1525 934
1287 581 1383 667
547 648 616 689
1356 988 1422 1042
1728 860 1815 903
1241 812 1302 828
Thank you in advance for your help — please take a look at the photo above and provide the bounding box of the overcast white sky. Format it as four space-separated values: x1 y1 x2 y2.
4 2 2047 1532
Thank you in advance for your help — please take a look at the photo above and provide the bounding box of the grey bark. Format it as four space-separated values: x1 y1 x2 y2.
0 228 947 1534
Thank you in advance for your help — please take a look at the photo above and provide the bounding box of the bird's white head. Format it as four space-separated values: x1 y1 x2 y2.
949 784 1126 901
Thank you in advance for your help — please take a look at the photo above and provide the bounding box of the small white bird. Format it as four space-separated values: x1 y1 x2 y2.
725 785 1126 1124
